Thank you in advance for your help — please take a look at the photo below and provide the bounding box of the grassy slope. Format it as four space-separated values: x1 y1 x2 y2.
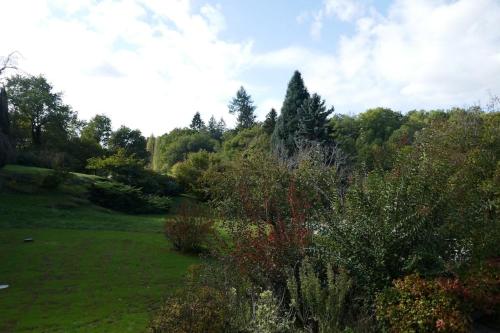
0 165 199 332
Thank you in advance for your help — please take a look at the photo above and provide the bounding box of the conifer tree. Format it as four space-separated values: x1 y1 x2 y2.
228 86 256 130
190 112 205 131
297 93 333 145
263 108 277 134
208 115 224 140
272 71 310 155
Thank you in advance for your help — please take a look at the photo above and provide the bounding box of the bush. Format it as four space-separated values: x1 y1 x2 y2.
145 195 172 212
40 169 71 189
87 149 183 196
287 258 353 333
164 203 214 253
248 290 294 333
149 286 228 333
376 274 470 333
88 181 171 214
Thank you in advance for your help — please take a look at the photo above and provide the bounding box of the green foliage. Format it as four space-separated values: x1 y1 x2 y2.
159 131 218 170
149 286 229 333
375 274 470 333
171 150 217 197
190 111 206 131
207 115 226 140
287 258 352 333
297 93 333 146
355 107 403 169
229 86 256 130
81 114 112 147
88 180 171 214
87 148 181 196
263 108 277 135
221 126 270 159
108 125 149 161
248 290 293 333
41 169 71 189
323 108 500 299
272 70 310 156
6 74 78 148
164 203 214 253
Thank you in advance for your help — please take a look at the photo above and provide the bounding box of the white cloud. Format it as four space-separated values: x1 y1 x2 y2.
1 0 499 135
0 0 252 135
270 0 500 114
309 0 366 39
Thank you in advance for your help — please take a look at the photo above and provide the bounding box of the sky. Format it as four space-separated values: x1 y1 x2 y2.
1 0 499 135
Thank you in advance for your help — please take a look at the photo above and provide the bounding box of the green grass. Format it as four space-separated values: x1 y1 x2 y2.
0 165 200 332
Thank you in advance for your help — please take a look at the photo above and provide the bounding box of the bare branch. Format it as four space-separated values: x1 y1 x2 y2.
0 51 21 77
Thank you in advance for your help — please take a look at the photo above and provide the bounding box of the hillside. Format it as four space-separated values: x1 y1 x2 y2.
0 165 199 332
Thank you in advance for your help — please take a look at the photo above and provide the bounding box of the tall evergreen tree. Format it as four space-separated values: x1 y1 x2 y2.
297 93 333 145
228 86 256 130
263 108 277 134
218 117 226 133
190 112 205 131
208 115 224 140
272 70 310 155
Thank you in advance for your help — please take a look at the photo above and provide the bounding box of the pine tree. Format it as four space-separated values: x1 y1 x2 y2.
297 93 333 145
208 115 224 140
228 86 256 130
263 108 277 134
217 117 226 136
190 112 205 131
272 71 310 155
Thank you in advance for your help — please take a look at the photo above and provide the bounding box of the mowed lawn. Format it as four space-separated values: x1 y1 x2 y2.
0 166 200 332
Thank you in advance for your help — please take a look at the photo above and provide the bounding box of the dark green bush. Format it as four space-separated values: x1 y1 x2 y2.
41 169 71 189
145 195 172 212
88 181 171 214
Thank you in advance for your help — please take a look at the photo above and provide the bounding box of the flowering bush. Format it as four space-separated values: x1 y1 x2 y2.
376 274 470 332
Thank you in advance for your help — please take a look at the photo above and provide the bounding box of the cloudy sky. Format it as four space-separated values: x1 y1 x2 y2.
1 0 499 135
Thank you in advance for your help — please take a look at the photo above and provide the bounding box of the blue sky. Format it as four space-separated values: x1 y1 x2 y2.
1 0 499 135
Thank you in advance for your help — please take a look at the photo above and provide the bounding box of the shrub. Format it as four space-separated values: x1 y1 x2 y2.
248 290 294 333
376 274 470 333
459 262 500 318
87 149 182 196
88 181 171 214
164 203 214 253
145 195 172 212
40 169 71 189
149 286 228 333
88 181 145 213
287 258 353 333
